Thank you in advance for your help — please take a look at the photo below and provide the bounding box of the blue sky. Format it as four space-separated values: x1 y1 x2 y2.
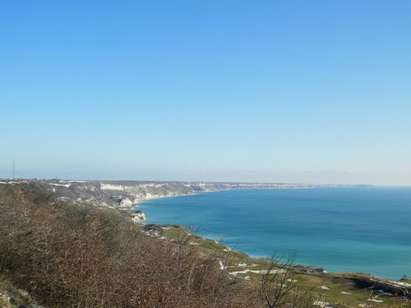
1 1 410 185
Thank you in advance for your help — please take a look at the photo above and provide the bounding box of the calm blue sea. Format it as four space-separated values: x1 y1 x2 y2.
139 187 411 279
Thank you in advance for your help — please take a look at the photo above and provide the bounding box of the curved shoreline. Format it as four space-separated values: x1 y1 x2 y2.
140 222 411 304
136 189 411 282
139 197 328 274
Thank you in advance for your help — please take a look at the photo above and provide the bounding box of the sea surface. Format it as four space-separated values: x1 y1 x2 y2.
139 187 411 279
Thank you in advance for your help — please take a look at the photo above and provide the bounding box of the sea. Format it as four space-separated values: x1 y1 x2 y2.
139 187 411 279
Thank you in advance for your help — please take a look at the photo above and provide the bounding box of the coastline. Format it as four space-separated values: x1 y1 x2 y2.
135 189 411 285
137 194 327 274
130 185 320 213
3 180 411 306
139 222 411 306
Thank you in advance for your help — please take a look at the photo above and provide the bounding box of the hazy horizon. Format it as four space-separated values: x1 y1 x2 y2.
1 1 410 185
2 173 411 187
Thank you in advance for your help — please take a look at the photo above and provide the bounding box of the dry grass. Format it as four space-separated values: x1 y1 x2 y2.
0 183 315 307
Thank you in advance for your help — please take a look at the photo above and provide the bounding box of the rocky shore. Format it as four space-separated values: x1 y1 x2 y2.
1 179 315 223
2 179 409 307
140 223 411 307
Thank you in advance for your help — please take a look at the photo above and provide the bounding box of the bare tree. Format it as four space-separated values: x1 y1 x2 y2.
260 256 315 308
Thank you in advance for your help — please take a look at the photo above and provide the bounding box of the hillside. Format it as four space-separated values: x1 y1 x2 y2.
0 181 410 307
21 179 313 209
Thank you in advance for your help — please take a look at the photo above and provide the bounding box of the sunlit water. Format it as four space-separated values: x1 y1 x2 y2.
139 187 411 279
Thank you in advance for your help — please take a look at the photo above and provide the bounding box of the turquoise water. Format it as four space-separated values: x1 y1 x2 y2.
139 187 411 279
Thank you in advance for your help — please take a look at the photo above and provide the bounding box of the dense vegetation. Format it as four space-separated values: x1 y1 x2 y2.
3 183 411 307
0 183 318 307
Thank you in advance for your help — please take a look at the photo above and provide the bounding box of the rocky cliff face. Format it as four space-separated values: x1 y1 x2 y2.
1 179 312 227
40 180 231 210
0 179 314 211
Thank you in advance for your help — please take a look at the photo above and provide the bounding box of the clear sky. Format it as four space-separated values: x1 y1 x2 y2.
1 1 410 185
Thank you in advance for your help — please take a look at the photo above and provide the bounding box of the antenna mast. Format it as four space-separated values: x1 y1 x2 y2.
12 160 15 180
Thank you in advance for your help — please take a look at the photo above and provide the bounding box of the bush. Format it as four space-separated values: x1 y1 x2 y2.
0 183 316 307
0 184 256 307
